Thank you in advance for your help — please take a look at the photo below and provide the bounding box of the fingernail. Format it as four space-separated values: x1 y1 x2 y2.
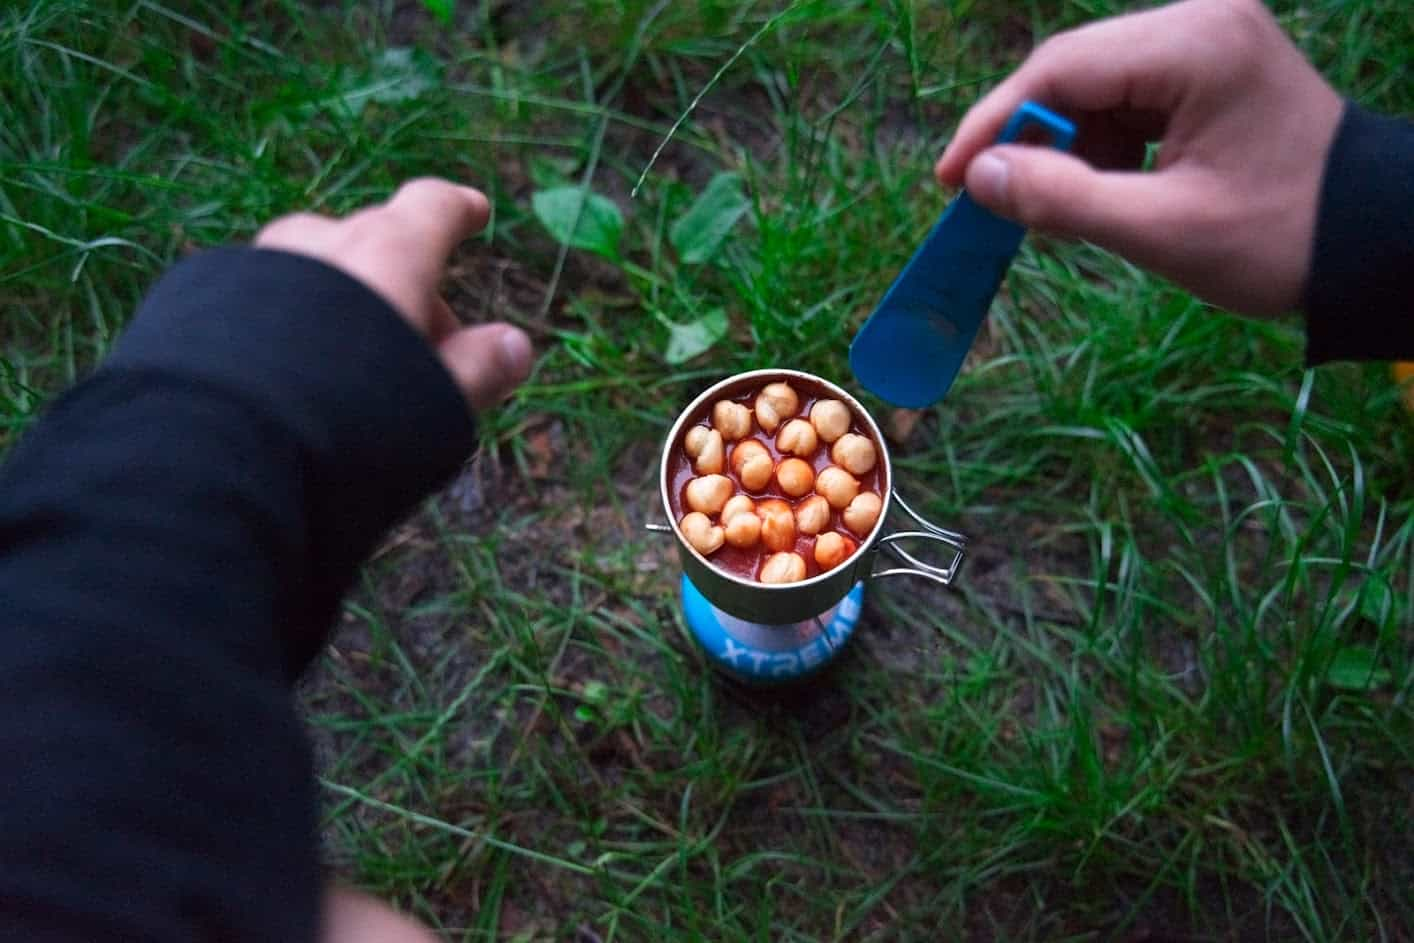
458 185 490 210
968 152 1010 206
497 328 533 379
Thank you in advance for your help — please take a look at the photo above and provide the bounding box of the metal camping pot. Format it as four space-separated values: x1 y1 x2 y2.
653 369 968 629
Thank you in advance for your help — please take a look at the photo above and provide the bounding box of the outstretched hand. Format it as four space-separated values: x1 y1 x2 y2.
255 178 533 411
935 0 1343 316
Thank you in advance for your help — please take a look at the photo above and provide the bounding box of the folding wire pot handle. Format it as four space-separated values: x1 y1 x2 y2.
652 368 967 625
869 490 967 587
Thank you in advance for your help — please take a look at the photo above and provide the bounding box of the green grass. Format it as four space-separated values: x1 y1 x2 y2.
4 0 1413 939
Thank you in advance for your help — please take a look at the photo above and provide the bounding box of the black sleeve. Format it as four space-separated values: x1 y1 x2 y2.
0 248 476 941
1303 101 1414 365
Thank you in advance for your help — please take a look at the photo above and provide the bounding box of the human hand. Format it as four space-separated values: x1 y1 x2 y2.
934 0 1343 316
255 178 533 410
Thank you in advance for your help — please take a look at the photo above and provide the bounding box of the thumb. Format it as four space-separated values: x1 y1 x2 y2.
437 323 534 411
964 144 1178 259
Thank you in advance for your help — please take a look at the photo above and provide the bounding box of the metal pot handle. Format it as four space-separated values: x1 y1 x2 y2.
870 491 966 586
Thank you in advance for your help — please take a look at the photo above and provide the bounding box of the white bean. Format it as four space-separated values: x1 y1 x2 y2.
679 511 724 556
842 491 883 537
684 425 711 458
685 474 733 515
831 433 877 476
759 552 807 584
794 495 831 536
712 400 753 440
721 494 755 524
693 428 725 474
754 382 799 434
776 418 818 457
757 498 797 552
731 439 774 492
815 465 860 510
809 399 851 443
814 531 857 571
775 458 815 498
724 511 761 549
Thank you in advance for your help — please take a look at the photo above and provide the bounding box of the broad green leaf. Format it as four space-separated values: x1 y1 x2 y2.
663 308 728 364
529 154 580 190
1325 646 1391 691
367 48 441 104
531 187 624 259
669 172 750 264
419 0 454 23
344 48 441 116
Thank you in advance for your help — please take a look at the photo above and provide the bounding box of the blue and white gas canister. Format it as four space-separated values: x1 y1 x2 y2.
653 369 969 685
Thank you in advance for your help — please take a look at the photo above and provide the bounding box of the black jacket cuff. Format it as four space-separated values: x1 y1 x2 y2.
1303 101 1414 366
108 246 476 667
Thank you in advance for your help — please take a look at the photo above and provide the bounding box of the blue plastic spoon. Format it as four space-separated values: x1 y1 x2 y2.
849 101 1076 408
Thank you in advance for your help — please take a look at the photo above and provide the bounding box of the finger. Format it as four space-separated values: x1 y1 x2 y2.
379 177 491 266
963 143 1191 264
427 294 461 343
253 211 338 250
934 2 1194 186
321 887 438 943
437 323 534 411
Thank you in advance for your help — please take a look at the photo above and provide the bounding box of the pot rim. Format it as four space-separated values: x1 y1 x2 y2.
658 367 893 592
